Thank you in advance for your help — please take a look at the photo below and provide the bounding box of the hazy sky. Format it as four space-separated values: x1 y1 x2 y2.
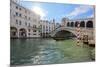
19 1 94 23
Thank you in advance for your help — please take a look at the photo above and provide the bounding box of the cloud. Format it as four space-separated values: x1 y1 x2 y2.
67 5 93 19
32 6 48 19
88 14 94 18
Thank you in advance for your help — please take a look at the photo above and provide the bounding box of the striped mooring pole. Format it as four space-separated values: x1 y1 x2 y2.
76 22 81 46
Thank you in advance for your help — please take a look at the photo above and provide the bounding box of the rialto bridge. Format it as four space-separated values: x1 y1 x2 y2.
50 18 95 44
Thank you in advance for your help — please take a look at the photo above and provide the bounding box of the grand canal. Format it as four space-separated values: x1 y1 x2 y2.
11 38 94 65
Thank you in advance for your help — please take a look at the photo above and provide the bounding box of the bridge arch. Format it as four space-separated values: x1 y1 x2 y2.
75 21 79 27
80 21 85 27
54 30 76 38
71 22 74 27
50 27 77 38
86 20 93 28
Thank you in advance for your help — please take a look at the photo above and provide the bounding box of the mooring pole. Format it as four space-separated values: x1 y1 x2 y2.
76 22 81 46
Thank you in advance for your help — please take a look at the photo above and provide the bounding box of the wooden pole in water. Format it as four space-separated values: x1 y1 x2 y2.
76 22 80 46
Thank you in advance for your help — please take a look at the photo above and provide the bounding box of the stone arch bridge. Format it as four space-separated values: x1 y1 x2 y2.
50 18 95 41
50 27 94 40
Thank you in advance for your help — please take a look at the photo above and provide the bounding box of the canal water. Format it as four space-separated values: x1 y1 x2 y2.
11 38 94 65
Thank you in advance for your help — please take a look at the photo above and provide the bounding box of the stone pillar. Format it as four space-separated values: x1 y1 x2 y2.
17 28 19 38
73 21 75 27
85 20 87 29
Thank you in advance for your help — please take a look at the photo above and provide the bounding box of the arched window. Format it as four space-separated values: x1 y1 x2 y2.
71 22 74 27
67 22 69 27
75 21 79 27
86 20 93 28
19 28 27 37
10 27 17 37
80 21 85 27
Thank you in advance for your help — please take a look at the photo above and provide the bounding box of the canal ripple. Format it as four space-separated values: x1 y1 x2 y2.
11 38 94 65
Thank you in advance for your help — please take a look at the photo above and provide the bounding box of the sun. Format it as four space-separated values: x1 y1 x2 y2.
32 6 46 18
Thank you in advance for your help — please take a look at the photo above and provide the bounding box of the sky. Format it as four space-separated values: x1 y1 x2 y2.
18 0 95 23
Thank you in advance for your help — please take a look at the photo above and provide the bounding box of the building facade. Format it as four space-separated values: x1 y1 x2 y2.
10 0 41 38
40 19 56 37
